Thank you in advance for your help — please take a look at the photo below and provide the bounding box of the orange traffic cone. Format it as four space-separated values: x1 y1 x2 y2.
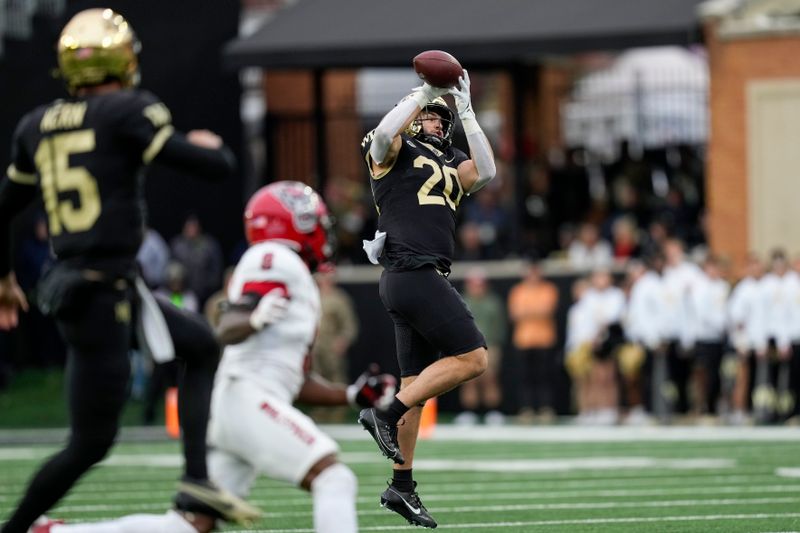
418 397 437 439
165 387 180 439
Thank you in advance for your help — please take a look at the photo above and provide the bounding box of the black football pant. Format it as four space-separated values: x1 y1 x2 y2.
1 284 219 533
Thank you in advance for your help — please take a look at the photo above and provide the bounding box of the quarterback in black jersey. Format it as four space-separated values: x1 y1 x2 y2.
0 9 258 533
357 71 497 528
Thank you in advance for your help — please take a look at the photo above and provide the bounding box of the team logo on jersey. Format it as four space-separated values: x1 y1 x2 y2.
274 185 318 233
419 141 444 158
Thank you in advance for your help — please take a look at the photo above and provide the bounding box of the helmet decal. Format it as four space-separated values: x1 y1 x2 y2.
273 184 319 234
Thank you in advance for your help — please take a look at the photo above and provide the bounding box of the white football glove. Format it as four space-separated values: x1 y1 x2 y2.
409 83 450 108
249 289 290 331
448 69 474 120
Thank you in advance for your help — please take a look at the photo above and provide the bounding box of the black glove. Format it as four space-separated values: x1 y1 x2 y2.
346 363 397 409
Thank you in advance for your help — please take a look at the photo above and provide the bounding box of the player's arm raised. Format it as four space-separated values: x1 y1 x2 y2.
368 83 449 172
450 70 496 194
215 288 289 345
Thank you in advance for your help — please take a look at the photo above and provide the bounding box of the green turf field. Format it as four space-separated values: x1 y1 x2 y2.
2 426 800 532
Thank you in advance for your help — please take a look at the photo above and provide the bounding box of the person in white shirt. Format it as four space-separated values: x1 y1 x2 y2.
580 269 626 424
564 277 593 419
753 250 795 422
661 238 703 414
689 255 730 416
623 256 665 423
787 256 800 420
727 253 766 424
567 223 614 272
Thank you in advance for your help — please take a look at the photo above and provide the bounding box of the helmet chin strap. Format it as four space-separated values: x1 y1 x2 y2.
416 132 450 150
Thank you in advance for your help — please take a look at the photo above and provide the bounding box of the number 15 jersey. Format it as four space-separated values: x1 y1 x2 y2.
7 89 174 266
361 131 468 275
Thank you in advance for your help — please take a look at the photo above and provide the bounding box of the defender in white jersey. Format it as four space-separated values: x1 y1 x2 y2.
208 181 395 533
35 182 396 533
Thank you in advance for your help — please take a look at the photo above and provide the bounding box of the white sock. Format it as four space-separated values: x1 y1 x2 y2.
52 510 196 533
310 463 358 533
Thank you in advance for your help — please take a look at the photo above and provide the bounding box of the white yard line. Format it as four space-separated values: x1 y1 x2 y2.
254 497 800 519
323 424 800 442
408 457 735 472
242 512 800 532
20 485 800 515
3 472 783 500
2 424 800 446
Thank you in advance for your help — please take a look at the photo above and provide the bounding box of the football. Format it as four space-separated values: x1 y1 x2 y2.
413 50 463 89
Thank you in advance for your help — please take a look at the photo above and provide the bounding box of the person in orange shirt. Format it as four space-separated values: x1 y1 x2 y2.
507 260 560 422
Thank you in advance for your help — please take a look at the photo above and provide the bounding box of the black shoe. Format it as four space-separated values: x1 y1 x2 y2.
358 407 405 464
174 477 262 525
381 482 437 529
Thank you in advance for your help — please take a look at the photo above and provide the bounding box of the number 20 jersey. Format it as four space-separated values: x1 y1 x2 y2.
8 89 174 264
217 241 321 403
361 131 468 275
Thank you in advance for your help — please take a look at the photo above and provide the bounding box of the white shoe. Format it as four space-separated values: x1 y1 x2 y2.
624 406 653 426
453 411 479 426
728 410 750 426
484 410 506 426
594 408 619 426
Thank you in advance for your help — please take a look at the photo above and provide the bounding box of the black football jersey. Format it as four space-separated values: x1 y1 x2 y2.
7 89 174 268
361 131 469 274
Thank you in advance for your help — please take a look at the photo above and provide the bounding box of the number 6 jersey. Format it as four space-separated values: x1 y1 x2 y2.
217 241 321 404
361 131 468 275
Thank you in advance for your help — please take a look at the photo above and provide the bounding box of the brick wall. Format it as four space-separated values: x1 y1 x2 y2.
705 21 800 270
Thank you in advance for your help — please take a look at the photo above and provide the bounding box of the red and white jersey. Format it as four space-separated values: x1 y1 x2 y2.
216 241 321 403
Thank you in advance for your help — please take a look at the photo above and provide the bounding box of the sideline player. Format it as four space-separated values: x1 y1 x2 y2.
0 9 257 532
358 68 497 528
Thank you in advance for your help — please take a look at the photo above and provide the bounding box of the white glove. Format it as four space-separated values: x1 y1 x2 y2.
409 83 449 109
249 289 290 330
448 69 474 120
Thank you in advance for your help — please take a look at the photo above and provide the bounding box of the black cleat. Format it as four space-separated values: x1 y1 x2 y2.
381 482 437 529
174 477 262 526
358 407 405 464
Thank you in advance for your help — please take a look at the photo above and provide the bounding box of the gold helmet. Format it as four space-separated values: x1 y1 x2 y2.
57 8 140 94
405 96 455 150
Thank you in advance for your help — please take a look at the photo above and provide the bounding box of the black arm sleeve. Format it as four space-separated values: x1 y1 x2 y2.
0 179 38 277
153 132 237 181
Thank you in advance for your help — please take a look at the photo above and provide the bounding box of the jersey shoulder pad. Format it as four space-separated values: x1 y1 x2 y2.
111 90 171 128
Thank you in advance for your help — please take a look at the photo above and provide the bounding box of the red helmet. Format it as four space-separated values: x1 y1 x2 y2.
244 181 334 271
